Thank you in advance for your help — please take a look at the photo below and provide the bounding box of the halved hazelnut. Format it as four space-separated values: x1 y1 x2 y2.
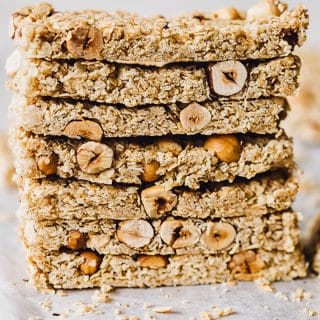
201 222 236 251
229 250 266 281
66 230 87 250
156 138 182 156
208 61 247 96
141 160 160 182
247 0 286 20
137 255 169 268
160 219 200 248
77 142 113 174
63 120 103 141
204 135 242 163
37 154 58 176
66 26 103 60
180 103 211 132
80 251 102 275
141 185 177 219
116 220 154 248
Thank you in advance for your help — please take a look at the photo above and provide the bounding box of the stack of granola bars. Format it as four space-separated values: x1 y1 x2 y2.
7 1 309 290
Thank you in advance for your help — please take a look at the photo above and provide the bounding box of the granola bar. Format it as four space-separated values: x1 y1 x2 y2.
22 211 300 256
19 172 298 221
10 3 308 66
10 96 288 138
26 248 307 290
12 130 294 189
8 55 301 107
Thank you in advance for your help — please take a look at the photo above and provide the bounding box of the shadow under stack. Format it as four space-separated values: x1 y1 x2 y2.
6 1 309 290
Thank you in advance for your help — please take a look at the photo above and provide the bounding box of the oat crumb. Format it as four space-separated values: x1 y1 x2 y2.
274 291 288 301
255 278 274 292
226 280 237 287
200 311 212 320
153 306 174 314
113 308 122 315
290 288 312 302
213 307 235 318
145 313 157 320
92 289 112 304
200 306 234 319
40 298 52 312
303 308 318 317
56 290 68 297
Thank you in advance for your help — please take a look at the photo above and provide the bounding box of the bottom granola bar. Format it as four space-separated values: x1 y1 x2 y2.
26 248 306 290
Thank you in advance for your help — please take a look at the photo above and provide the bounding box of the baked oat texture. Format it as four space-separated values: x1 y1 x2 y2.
22 211 300 256
20 172 298 221
285 50 320 143
12 130 294 189
11 3 308 66
8 56 301 107
10 96 288 137
26 248 307 290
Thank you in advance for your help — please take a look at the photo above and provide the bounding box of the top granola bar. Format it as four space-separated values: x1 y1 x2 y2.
10 1 308 66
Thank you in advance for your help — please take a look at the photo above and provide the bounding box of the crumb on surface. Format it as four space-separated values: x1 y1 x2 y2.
255 278 274 292
303 308 318 317
290 288 312 302
153 306 174 314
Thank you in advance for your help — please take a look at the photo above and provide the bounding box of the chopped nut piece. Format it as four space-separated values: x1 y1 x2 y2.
247 0 286 20
66 26 103 60
204 135 242 163
201 222 236 251
37 154 58 176
208 61 247 96
160 219 200 248
63 120 103 141
213 7 242 20
229 251 266 280
77 142 113 174
117 220 154 248
141 185 177 218
67 230 87 250
141 160 160 182
5 49 21 77
180 103 211 132
137 255 169 268
156 138 182 156
80 251 101 275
